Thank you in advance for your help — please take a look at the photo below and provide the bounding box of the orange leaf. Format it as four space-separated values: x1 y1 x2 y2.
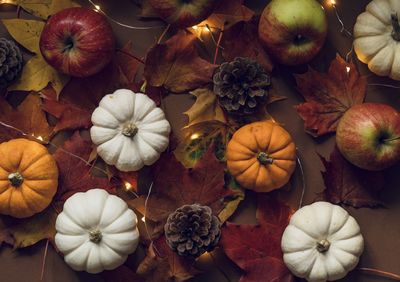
144 31 217 93
0 93 53 143
295 55 366 137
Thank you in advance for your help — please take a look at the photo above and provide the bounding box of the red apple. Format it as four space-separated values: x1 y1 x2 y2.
148 0 218 28
258 0 327 66
336 103 400 171
40 7 115 77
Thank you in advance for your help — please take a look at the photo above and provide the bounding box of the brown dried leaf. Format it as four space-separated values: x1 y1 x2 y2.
295 55 366 137
144 31 217 93
319 147 385 208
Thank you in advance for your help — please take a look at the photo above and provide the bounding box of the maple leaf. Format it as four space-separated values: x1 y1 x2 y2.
319 147 385 208
144 31 217 93
116 41 142 85
220 195 295 282
222 17 273 72
137 235 197 282
184 88 226 128
129 146 233 236
295 54 366 137
2 19 69 95
0 203 61 249
197 0 254 31
0 93 53 143
174 121 234 168
53 131 116 202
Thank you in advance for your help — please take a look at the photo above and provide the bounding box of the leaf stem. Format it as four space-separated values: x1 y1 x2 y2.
116 49 145 64
384 136 400 142
157 24 171 44
358 267 400 280
40 239 49 281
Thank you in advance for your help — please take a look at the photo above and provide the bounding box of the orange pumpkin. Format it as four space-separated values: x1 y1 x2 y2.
226 121 296 192
0 139 58 218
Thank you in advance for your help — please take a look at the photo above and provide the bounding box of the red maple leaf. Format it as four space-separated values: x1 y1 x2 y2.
295 55 366 137
319 147 385 208
220 195 295 282
129 146 233 235
53 131 116 202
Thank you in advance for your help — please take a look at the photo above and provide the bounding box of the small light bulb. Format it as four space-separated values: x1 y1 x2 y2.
192 25 199 30
330 0 336 5
346 66 351 73
124 182 132 191
190 133 200 140
141 216 146 222
94 4 101 11
204 26 211 33
36 136 44 142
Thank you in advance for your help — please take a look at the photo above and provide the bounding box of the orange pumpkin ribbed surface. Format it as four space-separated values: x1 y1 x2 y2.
226 120 296 192
0 139 58 218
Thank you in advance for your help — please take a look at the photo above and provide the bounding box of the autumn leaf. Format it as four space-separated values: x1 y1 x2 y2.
319 147 385 208
174 120 234 168
184 88 226 127
40 85 92 133
137 236 197 282
19 0 77 20
144 31 217 93
222 17 273 72
2 19 69 95
221 195 295 282
0 203 61 249
219 172 245 223
116 41 142 85
295 54 366 137
0 93 53 143
53 131 116 202
129 146 233 236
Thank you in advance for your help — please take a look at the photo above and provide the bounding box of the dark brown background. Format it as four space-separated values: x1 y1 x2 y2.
1 0 400 281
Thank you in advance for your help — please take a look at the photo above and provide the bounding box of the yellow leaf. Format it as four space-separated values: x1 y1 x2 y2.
2 0 77 19
1 19 44 53
184 88 226 127
9 54 69 95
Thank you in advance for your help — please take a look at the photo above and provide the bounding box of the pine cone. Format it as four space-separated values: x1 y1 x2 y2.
0 38 23 89
164 204 221 257
213 57 270 115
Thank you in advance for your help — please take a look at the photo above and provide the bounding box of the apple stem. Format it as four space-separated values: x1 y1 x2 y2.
391 14 400 41
384 136 400 142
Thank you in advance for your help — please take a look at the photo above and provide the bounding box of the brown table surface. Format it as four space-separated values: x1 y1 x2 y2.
1 0 400 281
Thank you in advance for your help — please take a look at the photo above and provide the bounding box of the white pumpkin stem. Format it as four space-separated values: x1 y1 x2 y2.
8 172 24 187
391 14 400 41
316 239 330 253
257 152 274 165
122 123 138 137
89 229 102 243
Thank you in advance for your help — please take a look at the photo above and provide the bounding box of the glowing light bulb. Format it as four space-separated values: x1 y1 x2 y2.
94 4 101 11
36 136 44 142
346 66 350 74
141 216 146 222
124 182 132 191
190 133 200 140
330 0 336 5
192 25 199 30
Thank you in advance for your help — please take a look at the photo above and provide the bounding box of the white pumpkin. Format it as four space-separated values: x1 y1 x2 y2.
354 0 400 80
90 89 171 172
281 202 364 282
55 189 139 274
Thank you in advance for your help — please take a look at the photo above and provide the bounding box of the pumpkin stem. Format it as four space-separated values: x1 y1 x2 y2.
89 229 102 243
257 152 274 165
8 172 24 187
122 123 138 137
383 135 400 143
391 14 400 41
316 239 330 253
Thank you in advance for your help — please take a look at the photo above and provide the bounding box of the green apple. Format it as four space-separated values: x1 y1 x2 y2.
258 0 328 66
